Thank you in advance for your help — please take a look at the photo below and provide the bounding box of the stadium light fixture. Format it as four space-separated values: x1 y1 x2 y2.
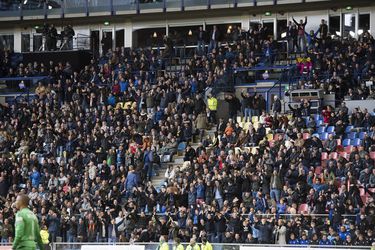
265 11 272 16
104 21 110 26
227 28 231 34
153 32 157 38
345 6 353 10
358 29 363 35
34 25 40 29
188 30 192 36
48 5 52 9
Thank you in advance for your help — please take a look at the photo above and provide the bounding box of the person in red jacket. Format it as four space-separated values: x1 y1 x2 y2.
322 106 332 124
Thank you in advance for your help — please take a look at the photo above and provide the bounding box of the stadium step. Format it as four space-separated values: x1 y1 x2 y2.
151 126 217 189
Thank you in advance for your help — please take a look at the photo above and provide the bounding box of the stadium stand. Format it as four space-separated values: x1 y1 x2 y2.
0 0 375 248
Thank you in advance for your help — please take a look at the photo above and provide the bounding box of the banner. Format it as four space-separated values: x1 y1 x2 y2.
82 245 145 250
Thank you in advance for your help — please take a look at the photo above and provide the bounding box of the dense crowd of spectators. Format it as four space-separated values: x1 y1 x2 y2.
0 17 375 247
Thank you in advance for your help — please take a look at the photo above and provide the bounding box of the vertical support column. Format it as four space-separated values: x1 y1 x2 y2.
370 8 375 35
273 17 277 39
112 26 115 51
355 9 359 39
240 15 250 31
124 22 133 48
13 28 22 53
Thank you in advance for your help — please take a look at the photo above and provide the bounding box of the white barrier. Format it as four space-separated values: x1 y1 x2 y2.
82 245 145 250
242 247 342 250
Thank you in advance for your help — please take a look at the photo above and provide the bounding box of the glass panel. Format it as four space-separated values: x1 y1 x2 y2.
184 0 207 8
33 34 42 52
46 0 62 16
342 13 355 38
359 13 370 32
166 0 180 9
134 28 166 48
22 0 46 17
21 34 31 52
211 0 234 5
0 1 20 17
0 35 14 51
88 0 110 13
329 15 340 36
115 29 125 48
63 0 87 15
112 0 136 12
262 19 274 39
139 0 163 10
277 19 287 40
91 30 100 58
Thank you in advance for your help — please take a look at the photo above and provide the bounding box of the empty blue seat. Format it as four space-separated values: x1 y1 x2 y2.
345 125 354 133
348 132 357 140
359 132 366 140
316 120 323 127
177 142 187 152
320 132 328 141
317 126 326 134
351 138 362 147
342 139 351 147
314 114 322 121
327 126 335 133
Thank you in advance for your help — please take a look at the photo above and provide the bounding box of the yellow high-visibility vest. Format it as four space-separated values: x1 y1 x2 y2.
207 97 218 111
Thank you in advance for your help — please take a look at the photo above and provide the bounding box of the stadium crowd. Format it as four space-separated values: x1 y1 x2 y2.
0 18 375 247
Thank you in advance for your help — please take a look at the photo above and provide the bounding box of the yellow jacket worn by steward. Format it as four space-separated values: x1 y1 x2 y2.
201 242 213 250
207 97 218 111
159 242 170 250
186 244 200 250
174 243 185 250
40 229 49 244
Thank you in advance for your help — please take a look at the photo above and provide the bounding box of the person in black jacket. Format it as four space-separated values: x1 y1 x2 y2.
254 217 274 244
241 90 254 122
214 212 226 243
197 26 208 55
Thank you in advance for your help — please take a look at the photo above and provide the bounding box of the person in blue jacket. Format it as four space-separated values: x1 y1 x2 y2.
288 233 299 245
30 167 41 188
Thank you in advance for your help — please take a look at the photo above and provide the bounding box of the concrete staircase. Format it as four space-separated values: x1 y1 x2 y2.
151 126 217 189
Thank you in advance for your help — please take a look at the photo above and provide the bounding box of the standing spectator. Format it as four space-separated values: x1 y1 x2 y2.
254 217 274 244
208 25 220 52
272 95 282 115
319 19 328 40
197 27 207 55
1 219 13 244
292 16 307 52
274 219 286 245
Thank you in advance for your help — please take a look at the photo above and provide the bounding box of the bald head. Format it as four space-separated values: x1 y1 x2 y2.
15 194 30 210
